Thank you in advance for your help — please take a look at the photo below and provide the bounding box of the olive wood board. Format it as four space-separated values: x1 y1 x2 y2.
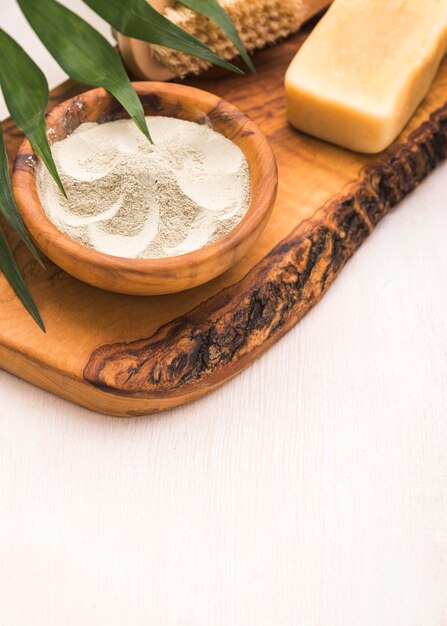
1 28 447 416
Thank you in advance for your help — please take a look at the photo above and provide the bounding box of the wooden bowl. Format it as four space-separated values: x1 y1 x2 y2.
12 82 278 296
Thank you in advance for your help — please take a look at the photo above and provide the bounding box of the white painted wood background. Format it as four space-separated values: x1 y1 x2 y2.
1 3 447 624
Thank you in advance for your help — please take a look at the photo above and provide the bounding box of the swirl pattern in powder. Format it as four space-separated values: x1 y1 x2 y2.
37 116 250 259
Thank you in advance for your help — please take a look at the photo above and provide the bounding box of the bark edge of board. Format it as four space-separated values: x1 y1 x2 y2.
83 101 447 404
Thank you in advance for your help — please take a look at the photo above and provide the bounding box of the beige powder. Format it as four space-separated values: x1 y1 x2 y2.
37 116 250 259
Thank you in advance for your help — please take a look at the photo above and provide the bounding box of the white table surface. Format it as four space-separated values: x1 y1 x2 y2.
1 3 447 624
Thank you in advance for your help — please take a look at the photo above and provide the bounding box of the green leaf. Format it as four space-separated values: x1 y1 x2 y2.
0 126 44 268
0 228 45 331
81 0 243 75
0 28 65 195
17 0 152 143
179 0 255 74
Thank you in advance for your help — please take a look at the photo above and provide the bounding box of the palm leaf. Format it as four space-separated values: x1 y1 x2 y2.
179 0 255 74
0 126 43 267
18 0 152 142
0 228 45 331
0 28 65 195
81 0 243 75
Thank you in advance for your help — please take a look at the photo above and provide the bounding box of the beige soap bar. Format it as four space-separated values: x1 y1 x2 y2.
285 0 447 153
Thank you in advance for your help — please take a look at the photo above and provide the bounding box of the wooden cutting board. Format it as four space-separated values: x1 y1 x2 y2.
1 28 447 416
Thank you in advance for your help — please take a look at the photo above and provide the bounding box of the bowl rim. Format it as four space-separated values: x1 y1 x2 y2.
12 81 278 281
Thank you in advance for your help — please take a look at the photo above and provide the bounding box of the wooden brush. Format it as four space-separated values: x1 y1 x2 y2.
117 0 331 80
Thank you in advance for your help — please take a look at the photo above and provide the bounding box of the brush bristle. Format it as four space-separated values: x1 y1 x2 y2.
151 0 309 77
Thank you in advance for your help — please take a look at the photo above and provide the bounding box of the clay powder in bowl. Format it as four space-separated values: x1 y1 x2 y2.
36 116 251 259
13 82 278 296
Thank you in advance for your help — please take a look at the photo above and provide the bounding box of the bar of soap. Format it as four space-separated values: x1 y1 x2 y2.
285 0 447 153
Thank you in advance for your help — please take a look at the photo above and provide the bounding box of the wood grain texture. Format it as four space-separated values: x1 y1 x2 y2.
1 29 447 415
84 107 447 397
13 83 277 295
